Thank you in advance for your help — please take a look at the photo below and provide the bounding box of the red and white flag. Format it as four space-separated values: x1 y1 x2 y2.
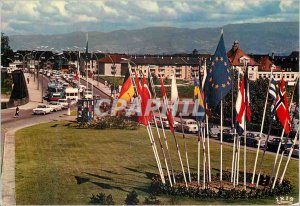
235 76 246 135
274 79 291 134
138 77 152 126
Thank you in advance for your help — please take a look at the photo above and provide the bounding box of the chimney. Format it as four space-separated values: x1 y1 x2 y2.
144 56 146 59
162 56 163 59
272 52 274 60
171 56 172 59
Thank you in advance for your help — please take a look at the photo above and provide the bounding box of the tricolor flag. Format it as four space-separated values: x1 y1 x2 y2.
274 79 291 134
160 77 175 133
116 69 134 107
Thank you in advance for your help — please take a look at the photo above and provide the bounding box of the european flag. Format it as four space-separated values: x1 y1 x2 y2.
194 79 205 121
205 32 232 108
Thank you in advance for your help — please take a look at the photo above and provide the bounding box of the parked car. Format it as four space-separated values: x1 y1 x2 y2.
175 119 198 133
217 129 235 142
33 104 53 115
267 138 285 153
83 90 93 99
47 102 63 111
156 116 170 128
209 125 220 138
240 136 259 148
58 99 69 109
285 144 299 158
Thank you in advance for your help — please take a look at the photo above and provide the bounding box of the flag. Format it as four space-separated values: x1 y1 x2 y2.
274 79 291 134
194 79 205 121
171 73 178 103
245 74 251 122
235 76 246 135
160 77 175 133
118 69 134 104
204 32 231 108
269 77 277 100
138 77 152 126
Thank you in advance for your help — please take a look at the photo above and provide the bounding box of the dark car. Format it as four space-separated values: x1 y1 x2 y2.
217 129 234 142
267 138 285 153
240 136 259 148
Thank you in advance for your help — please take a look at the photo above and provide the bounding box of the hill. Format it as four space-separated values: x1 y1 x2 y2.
9 22 299 55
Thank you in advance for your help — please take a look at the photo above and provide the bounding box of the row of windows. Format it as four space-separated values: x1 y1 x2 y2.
257 74 295 79
66 93 78 96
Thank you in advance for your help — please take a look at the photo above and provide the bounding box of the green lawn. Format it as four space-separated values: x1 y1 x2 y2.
15 121 299 205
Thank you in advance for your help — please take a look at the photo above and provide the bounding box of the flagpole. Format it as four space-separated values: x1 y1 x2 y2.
205 110 212 182
160 75 188 187
86 33 89 92
251 69 274 184
230 67 236 183
200 123 208 188
278 127 299 185
272 150 284 188
243 61 249 190
128 63 165 184
196 120 201 185
220 99 223 187
148 67 176 184
269 78 297 184
236 135 241 186
180 114 191 182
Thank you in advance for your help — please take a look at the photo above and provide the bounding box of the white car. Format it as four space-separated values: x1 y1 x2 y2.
58 99 69 109
47 102 63 111
156 117 170 128
285 144 299 158
33 104 53 115
83 90 93 99
176 119 198 133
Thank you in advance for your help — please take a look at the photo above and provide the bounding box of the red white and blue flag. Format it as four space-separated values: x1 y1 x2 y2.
274 79 291 134
235 75 251 135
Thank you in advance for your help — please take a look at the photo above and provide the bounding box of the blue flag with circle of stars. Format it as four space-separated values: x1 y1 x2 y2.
205 32 232 108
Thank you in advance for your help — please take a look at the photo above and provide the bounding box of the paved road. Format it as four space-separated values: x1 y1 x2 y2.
79 78 112 99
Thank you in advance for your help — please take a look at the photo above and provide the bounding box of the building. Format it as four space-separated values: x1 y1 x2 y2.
227 41 298 85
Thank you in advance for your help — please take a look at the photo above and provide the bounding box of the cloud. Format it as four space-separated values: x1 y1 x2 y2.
1 0 298 35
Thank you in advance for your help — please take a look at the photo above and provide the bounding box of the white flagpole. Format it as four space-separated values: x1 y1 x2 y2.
278 128 299 185
129 63 165 184
86 33 89 91
197 121 201 185
180 114 191 182
160 75 188 188
236 136 241 186
200 123 207 188
272 150 284 189
146 124 166 184
148 66 176 184
220 99 223 187
251 69 273 184
205 113 212 182
233 135 238 187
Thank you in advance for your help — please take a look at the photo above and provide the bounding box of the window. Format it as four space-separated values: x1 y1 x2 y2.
286 75 290 79
277 74 281 78
259 74 262 78
291 74 295 78
249 74 254 79
263 74 267 78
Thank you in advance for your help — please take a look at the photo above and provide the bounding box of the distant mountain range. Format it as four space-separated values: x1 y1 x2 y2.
9 22 299 55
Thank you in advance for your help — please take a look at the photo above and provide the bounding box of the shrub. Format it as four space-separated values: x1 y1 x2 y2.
125 190 139 205
143 194 161 205
90 192 115 205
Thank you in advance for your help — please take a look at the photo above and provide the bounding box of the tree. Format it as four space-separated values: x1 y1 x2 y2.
90 192 115 205
125 190 139 205
1 33 14 67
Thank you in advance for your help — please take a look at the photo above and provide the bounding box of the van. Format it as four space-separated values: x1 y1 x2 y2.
65 87 79 101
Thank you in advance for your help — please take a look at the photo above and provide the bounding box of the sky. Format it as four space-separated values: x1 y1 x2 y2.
1 0 299 35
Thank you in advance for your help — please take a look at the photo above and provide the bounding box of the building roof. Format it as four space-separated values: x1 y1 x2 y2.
98 54 128 63
257 57 283 72
227 48 259 66
121 56 200 66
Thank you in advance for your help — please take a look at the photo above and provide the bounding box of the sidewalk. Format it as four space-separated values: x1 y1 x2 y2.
7 73 42 110
79 75 114 99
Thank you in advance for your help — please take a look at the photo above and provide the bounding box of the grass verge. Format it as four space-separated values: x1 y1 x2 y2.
15 121 299 205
